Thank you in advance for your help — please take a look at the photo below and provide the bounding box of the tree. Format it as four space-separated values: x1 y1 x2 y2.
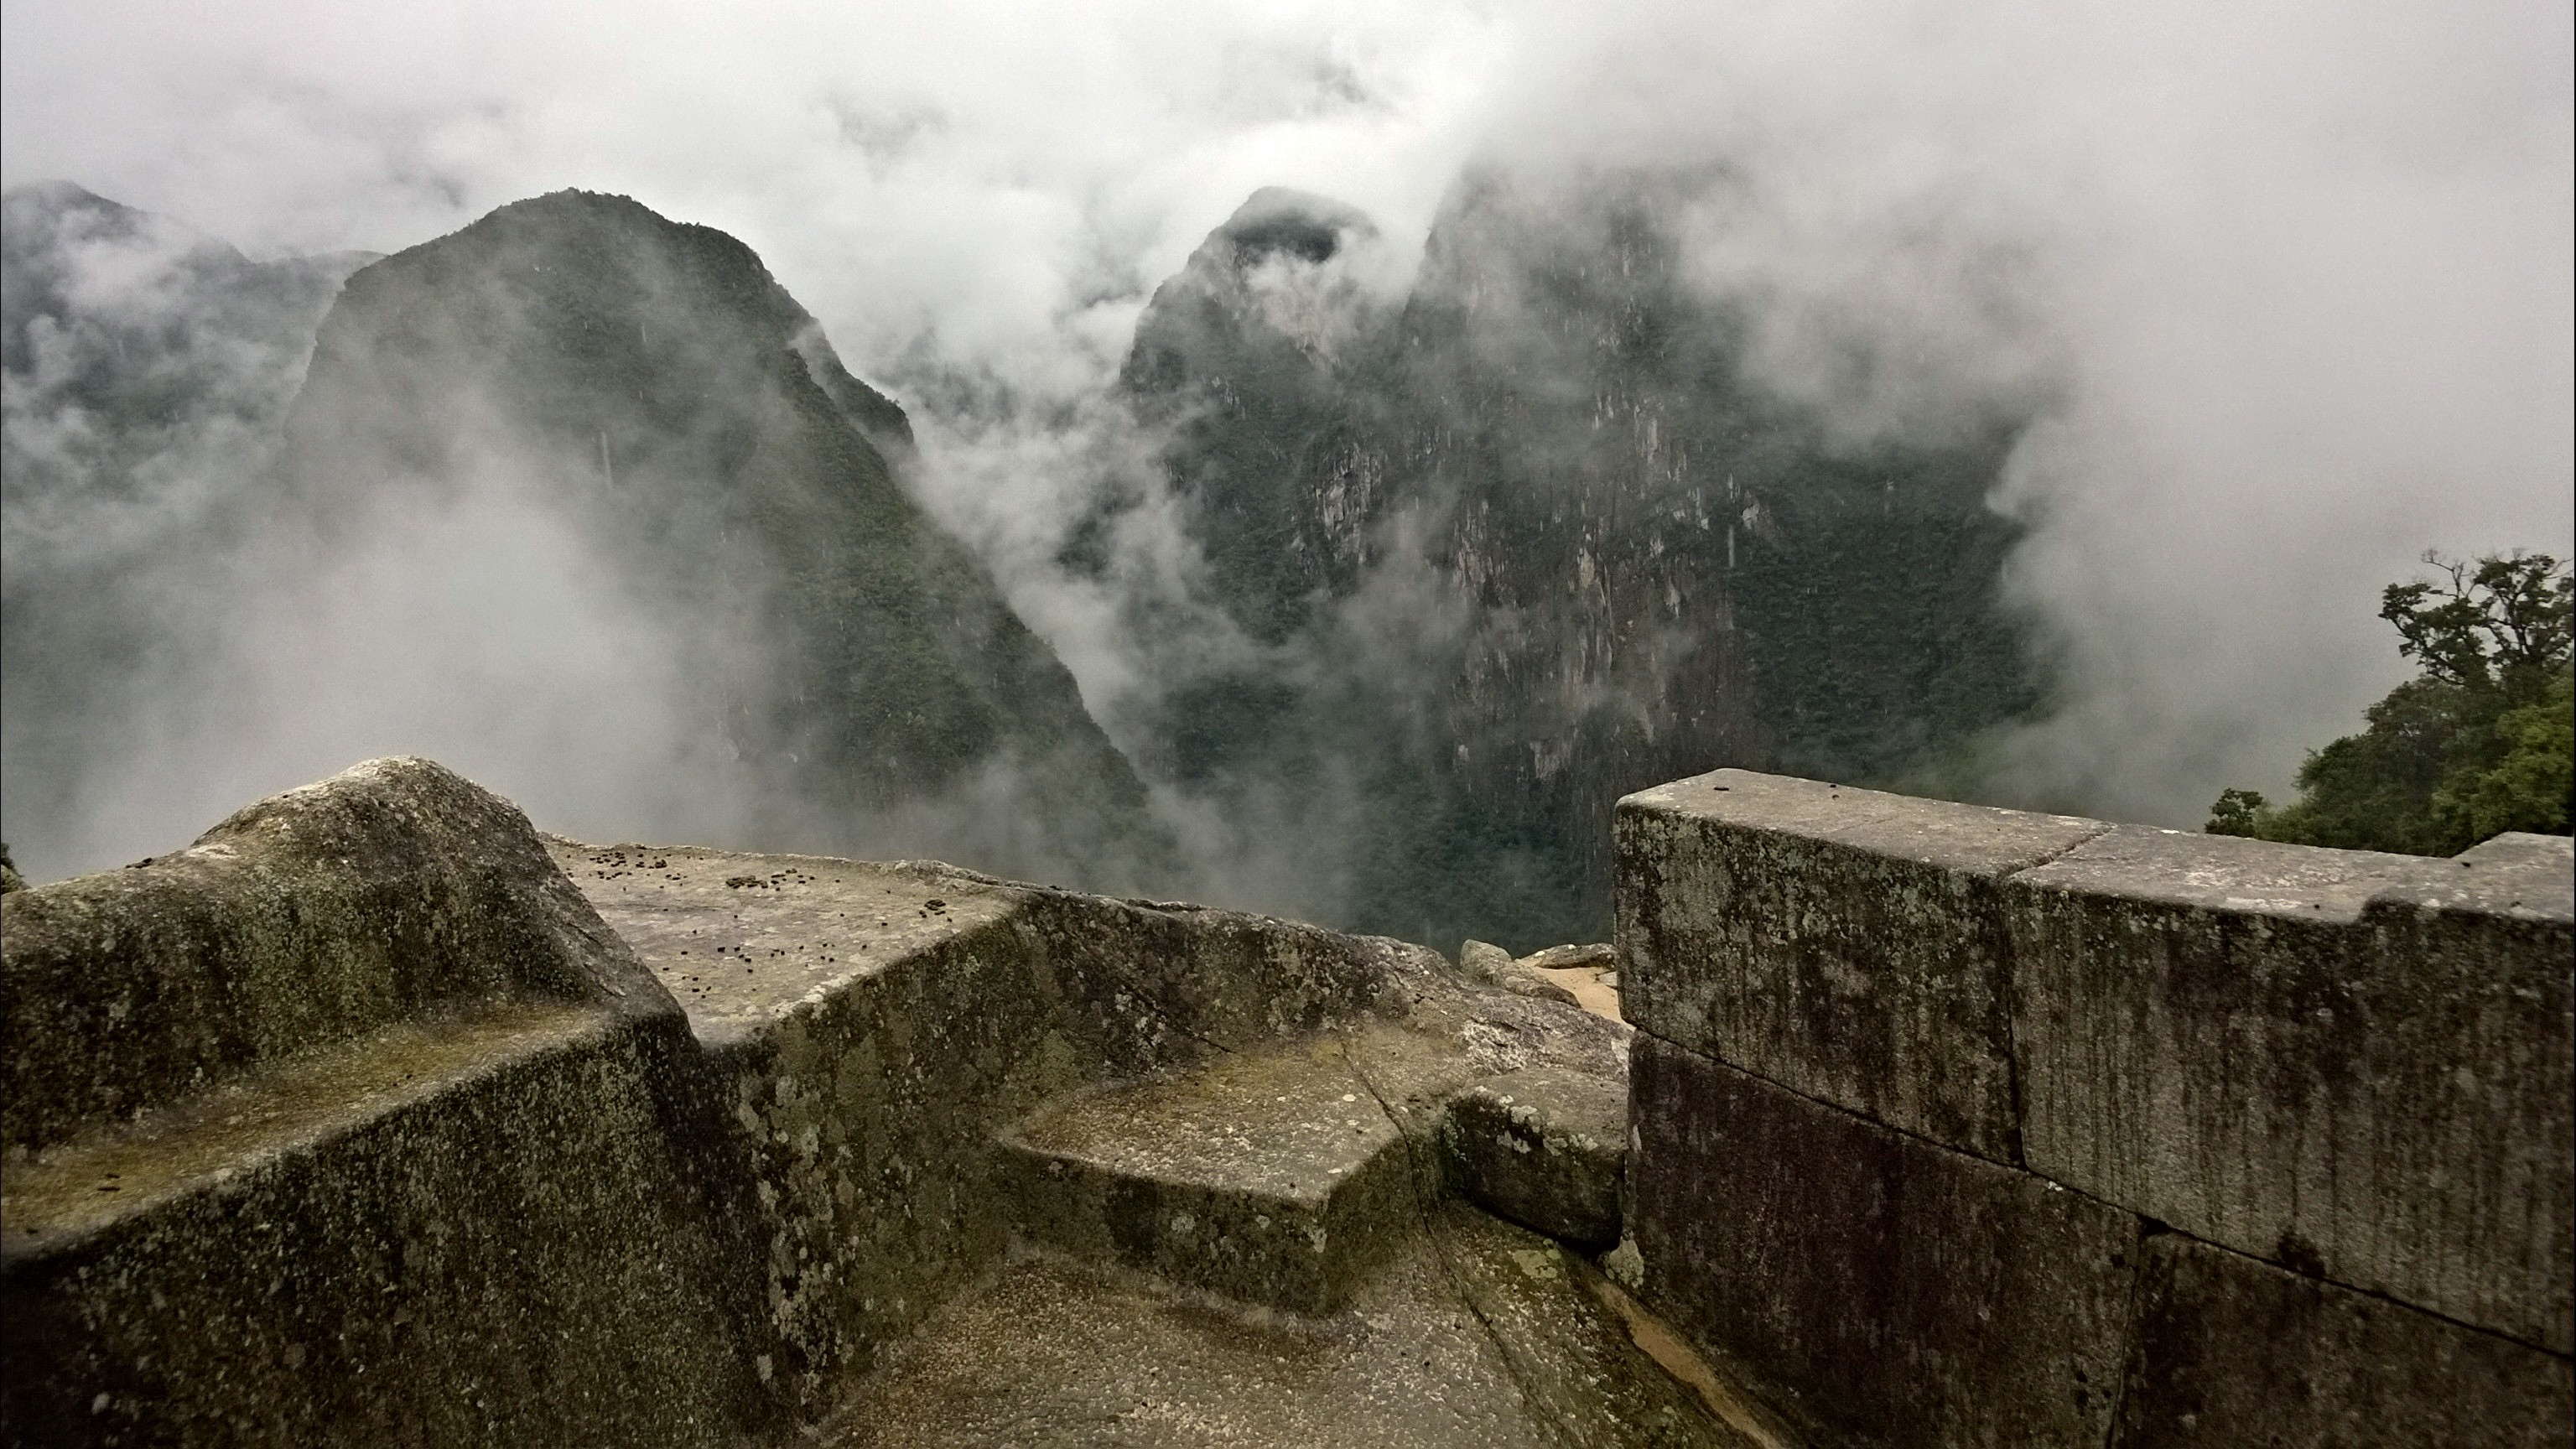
2207 550 2573 854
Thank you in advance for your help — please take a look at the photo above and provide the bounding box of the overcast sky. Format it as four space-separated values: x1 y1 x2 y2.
6 0 2570 828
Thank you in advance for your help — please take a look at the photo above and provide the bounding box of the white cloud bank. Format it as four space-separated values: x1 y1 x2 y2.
3 0 2568 858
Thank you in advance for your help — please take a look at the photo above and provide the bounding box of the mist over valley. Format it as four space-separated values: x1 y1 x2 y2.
4 0 2568 950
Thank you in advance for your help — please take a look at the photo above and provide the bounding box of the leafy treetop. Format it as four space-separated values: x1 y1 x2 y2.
2207 549 2572 855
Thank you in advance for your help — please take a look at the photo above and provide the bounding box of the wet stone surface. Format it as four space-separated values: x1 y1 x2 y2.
1615 767 2108 1163
2117 1232 2573 1449
6 756 1748 1446
822 1204 1753 1449
545 839 1018 1050
5 757 659 1154
1442 1067 1628 1251
995 1036 1412 1316
2011 824 2575 1352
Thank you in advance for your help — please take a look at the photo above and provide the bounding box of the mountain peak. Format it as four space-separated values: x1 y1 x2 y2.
1213 188 1376 267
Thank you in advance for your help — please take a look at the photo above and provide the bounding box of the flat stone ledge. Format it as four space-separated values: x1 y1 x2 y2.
2374 829 2573 920
3 757 662 1153
547 840 1022 1052
2008 823 2437 922
1615 767 2106 1161
2116 1233 2574 1449
994 1038 1411 1315
0 1006 754 1447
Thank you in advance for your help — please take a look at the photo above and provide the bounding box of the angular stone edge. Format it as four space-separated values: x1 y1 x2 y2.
603 869 1446 1414
1440 1067 1627 1250
2 756 670 1152
0 1007 766 1447
1614 767 2106 1162
993 1123 1413 1317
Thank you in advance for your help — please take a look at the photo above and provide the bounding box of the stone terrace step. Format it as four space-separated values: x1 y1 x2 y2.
994 1036 1415 1315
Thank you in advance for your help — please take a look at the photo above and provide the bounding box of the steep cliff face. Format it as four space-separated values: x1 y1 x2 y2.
273 190 1167 885
1115 176 2042 945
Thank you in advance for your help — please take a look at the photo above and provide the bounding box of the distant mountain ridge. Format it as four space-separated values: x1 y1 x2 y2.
3 180 371 562
3 181 375 865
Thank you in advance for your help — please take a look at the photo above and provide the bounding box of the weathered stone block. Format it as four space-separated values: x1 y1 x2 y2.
0 1008 760 1447
995 1039 1414 1315
2116 1233 2574 1448
1441 1067 1626 1249
1616 768 2105 1161
1461 937 1581 1006
1518 943 1615 972
558 843 1451 1405
1628 1033 2140 1448
2 756 661 1151
2011 826 2574 1352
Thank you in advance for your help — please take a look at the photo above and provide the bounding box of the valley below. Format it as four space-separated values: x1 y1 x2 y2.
8 173 2055 950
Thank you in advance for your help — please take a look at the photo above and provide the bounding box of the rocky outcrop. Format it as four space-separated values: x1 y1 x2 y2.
0 759 743 1446
9 758 2563 1445
2 759 1654 1444
2 756 662 1151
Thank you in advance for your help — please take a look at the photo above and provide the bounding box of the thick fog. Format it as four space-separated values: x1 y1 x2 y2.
3 0 2568 880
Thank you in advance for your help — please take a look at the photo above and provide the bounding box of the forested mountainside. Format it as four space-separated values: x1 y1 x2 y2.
2 182 373 856
278 191 1167 880
5 178 2037 932
1 188 1170 889
1106 177 2043 947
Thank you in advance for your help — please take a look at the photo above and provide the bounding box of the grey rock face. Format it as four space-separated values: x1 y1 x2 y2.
1518 943 1615 973
0 758 746 1446
1629 1034 2141 1448
2010 823 2574 1352
1458 938 1517 983
1106 171 2043 950
1 756 664 1151
1616 767 2106 1161
1441 1067 1627 1250
277 190 1169 890
2117 1233 2574 1449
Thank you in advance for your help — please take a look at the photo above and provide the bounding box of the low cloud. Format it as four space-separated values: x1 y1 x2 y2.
3 0 2566 875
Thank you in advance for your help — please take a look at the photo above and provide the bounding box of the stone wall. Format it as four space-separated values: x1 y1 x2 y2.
8 756 2567 1446
1617 767 2574 1447
0 761 1426 1445
2 760 757 1445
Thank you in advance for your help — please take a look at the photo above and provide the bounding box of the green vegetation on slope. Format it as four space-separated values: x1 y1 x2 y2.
1114 177 2046 948
2207 550 2573 854
282 190 1167 885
